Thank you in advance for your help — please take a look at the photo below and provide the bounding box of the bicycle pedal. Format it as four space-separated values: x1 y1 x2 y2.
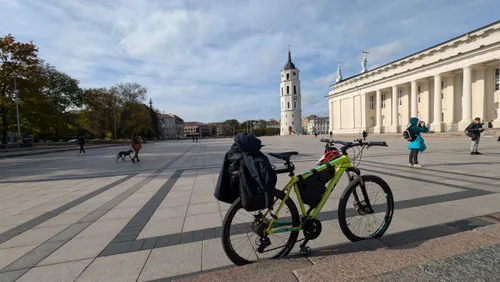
300 246 312 256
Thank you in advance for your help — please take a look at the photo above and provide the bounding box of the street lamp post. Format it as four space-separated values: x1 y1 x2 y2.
13 76 21 140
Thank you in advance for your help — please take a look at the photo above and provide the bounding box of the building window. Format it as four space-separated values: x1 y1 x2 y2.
293 85 297 94
417 93 421 103
381 94 386 108
397 90 402 105
287 86 289 94
294 101 297 108
282 102 283 109
441 80 444 89
369 95 374 109
418 86 421 93
286 73 289 80
287 102 290 109
281 87 283 95
293 72 296 76
495 68 499 91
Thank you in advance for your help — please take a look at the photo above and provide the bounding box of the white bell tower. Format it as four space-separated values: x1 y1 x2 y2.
280 47 303 135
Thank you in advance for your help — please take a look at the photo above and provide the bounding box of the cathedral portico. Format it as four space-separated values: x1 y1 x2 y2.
328 21 500 134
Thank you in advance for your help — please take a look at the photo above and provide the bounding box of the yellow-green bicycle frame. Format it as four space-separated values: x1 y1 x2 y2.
263 154 353 235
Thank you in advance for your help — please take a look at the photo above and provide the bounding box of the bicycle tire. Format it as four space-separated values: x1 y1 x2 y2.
221 189 300 266
338 175 394 242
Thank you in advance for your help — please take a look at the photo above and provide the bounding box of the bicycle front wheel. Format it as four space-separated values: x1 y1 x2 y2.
221 189 300 266
338 175 394 242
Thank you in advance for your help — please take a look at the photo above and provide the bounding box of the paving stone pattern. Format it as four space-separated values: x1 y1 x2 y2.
0 136 498 281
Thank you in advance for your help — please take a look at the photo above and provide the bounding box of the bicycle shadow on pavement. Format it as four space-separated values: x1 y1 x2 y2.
302 216 494 259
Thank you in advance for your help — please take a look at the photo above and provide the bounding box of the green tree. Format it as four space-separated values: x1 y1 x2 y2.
111 82 147 135
82 88 120 139
36 62 83 139
0 34 39 144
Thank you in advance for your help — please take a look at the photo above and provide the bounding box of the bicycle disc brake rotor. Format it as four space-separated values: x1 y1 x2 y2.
302 219 322 240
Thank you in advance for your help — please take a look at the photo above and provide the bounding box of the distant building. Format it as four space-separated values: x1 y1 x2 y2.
307 116 329 135
158 114 184 139
184 122 209 137
266 119 280 129
208 122 233 137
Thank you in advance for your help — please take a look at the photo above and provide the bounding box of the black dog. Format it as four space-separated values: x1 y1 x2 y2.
116 149 134 162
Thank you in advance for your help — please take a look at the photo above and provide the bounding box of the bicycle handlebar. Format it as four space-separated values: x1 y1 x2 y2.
320 139 388 150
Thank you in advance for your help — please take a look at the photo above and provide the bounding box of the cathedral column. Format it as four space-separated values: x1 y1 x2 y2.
431 74 444 132
494 59 500 128
458 65 472 130
475 66 486 121
391 85 399 133
374 89 382 133
411 80 418 117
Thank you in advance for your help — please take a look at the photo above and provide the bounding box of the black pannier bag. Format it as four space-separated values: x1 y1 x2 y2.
216 133 277 212
298 167 336 206
236 155 275 212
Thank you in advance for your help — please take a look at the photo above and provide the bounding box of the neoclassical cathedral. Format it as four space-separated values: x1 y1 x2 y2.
280 49 303 135
328 20 500 134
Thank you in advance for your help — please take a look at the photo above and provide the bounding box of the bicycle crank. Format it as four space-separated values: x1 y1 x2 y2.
302 219 322 240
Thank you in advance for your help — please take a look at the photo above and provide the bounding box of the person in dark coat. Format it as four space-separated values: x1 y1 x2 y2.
78 136 86 154
466 117 485 155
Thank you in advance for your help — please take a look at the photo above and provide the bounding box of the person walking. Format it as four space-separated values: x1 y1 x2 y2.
131 130 142 163
362 130 368 141
407 117 428 168
77 136 86 154
329 131 333 139
465 117 485 155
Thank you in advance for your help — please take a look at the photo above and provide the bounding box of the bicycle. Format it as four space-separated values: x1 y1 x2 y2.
221 139 394 265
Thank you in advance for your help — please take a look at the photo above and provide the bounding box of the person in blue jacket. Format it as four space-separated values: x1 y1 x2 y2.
408 117 428 168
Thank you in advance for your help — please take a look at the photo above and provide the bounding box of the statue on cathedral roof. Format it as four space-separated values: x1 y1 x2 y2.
336 65 342 83
361 48 369 73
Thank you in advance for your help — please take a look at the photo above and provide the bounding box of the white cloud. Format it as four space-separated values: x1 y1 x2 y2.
1 0 498 122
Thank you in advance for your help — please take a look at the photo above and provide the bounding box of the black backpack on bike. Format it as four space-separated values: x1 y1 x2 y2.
218 133 277 212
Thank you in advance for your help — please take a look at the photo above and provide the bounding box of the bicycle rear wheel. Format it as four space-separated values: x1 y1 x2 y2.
221 189 300 266
338 175 394 242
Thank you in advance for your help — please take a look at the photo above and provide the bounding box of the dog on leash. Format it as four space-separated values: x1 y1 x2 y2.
116 149 134 162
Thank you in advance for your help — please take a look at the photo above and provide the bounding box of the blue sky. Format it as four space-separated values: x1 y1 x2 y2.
1 0 498 123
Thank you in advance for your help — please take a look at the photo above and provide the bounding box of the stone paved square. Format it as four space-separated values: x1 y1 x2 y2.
0 136 499 281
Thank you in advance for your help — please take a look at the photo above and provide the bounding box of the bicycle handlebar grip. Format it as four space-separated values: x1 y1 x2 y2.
320 139 330 142
369 141 388 147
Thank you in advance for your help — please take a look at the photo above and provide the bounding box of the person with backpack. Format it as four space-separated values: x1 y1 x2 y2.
404 117 428 168
465 117 485 155
131 130 142 163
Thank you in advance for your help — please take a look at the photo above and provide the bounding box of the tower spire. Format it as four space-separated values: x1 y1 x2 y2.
288 45 292 62
283 45 296 70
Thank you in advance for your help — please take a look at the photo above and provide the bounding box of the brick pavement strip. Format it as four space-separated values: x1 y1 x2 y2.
0 145 195 282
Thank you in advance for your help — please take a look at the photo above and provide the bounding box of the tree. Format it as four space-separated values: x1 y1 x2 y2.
0 34 39 144
36 62 83 139
111 82 147 135
259 119 267 129
148 99 161 139
82 88 120 139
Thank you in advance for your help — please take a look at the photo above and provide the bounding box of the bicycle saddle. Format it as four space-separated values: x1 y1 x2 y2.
268 152 299 160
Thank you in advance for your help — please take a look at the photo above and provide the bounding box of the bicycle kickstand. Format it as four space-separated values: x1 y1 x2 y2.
299 239 311 255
